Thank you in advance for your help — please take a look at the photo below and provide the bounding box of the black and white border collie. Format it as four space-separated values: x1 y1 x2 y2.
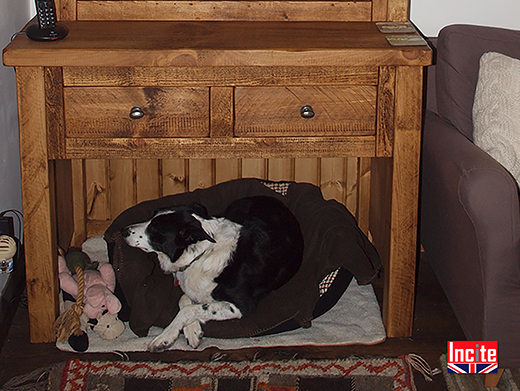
122 196 303 351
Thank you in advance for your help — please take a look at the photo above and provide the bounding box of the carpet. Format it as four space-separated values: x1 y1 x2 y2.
440 355 520 390
57 279 386 353
1 356 418 391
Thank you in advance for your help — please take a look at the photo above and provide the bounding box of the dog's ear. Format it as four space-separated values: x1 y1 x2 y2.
188 202 210 218
177 223 215 246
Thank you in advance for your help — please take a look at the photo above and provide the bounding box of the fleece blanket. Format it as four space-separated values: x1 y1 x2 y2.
57 277 386 352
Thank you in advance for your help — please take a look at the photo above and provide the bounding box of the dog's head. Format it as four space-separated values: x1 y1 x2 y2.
121 203 215 262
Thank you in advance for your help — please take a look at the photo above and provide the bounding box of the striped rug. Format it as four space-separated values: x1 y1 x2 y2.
23 356 418 391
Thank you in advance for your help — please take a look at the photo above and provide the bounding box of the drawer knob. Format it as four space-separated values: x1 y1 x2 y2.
129 106 145 119
300 105 315 118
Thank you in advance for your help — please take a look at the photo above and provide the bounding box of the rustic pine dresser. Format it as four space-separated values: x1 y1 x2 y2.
3 0 431 343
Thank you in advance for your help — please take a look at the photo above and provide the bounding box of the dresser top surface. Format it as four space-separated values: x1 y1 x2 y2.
4 20 431 67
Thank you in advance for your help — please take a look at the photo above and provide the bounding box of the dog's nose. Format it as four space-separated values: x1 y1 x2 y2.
121 227 131 238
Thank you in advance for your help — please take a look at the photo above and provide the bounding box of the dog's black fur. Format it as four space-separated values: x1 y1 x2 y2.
212 196 304 316
140 203 217 266
122 195 303 350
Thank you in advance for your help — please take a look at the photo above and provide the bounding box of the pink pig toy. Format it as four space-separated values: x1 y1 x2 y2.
58 255 122 319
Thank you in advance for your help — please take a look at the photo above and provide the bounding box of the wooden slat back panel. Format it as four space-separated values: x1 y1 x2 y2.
386 0 409 21
57 0 76 20
57 0 409 22
77 1 372 22
71 157 370 245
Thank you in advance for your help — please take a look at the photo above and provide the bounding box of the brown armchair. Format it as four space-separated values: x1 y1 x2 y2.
420 24 520 370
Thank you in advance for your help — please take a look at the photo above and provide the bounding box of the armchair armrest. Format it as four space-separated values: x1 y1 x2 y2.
420 110 520 366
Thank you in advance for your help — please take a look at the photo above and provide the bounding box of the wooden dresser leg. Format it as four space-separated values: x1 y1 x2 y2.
370 66 424 338
16 67 59 343
484 369 504 388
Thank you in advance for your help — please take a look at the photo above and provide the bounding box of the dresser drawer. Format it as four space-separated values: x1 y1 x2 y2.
235 86 377 137
64 87 210 138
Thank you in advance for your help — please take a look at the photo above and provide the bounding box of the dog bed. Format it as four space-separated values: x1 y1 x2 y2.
104 178 382 339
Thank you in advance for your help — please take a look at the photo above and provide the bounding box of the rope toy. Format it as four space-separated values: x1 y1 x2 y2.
53 248 87 343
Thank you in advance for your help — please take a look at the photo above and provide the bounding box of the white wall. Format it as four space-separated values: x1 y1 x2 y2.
412 0 520 37
0 0 33 292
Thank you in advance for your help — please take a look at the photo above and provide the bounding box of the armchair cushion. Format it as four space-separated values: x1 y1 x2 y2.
473 51 520 186
436 25 520 140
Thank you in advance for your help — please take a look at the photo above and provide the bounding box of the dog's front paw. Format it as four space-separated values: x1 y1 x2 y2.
148 330 179 352
156 253 177 274
184 321 204 349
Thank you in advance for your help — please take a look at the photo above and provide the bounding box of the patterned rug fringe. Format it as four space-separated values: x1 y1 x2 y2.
0 362 61 391
406 353 442 382
110 350 130 361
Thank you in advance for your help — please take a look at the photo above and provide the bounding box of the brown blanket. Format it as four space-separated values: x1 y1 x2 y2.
104 179 382 338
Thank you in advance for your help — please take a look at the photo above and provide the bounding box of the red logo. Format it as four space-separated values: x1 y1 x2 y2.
447 341 498 374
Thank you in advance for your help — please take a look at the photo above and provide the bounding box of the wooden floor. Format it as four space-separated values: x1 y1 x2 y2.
0 254 465 390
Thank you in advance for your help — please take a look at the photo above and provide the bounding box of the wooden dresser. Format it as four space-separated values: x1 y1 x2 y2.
3 0 431 343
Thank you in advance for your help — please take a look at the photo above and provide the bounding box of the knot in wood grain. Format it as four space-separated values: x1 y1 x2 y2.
262 138 277 146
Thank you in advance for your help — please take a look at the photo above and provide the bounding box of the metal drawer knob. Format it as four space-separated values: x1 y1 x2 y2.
129 106 145 119
300 105 315 118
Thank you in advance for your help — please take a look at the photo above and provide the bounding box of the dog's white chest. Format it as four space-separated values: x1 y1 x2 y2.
175 218 241 304
176 265 218 304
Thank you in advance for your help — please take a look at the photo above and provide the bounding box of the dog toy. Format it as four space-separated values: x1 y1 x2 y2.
58 250 122 319
53 249 89 345
85 310 125 340
59 299 89 352
59 301 125 352
54 249 122 347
